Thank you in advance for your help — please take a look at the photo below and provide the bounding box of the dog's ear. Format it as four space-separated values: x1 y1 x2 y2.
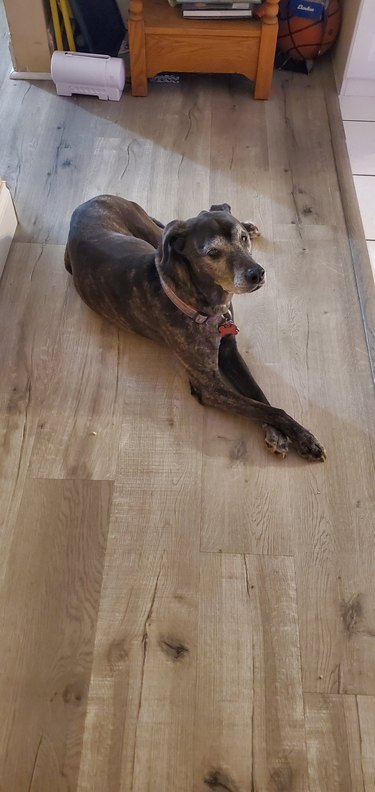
158 220 188 268
241 221 260 239
209 203 232 214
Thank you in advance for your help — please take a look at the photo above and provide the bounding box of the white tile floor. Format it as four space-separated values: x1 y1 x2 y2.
340 96 375 280
340 95 375 123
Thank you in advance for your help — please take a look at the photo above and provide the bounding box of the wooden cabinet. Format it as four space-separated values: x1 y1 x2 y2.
128 0 280 98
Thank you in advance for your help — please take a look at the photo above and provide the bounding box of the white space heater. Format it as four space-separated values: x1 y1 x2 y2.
51 51 126 101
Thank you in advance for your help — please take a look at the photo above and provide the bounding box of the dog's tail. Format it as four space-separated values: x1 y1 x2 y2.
64 245 72 274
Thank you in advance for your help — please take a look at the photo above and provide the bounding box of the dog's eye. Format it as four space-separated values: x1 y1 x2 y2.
241 234 248 244
207 248 220 258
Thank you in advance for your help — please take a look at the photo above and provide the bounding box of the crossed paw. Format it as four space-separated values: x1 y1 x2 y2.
263 424 326 462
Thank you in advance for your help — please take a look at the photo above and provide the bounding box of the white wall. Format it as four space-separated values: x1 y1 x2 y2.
341 0 375 96
332 0 362 93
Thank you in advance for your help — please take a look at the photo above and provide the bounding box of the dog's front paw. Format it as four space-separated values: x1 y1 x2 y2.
242 221 261 239
295 431 326 462
263 424 289 459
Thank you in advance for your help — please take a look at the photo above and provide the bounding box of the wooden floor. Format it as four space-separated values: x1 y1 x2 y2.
1 7 375 790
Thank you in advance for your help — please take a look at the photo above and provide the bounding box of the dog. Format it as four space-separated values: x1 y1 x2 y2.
65 195 326 461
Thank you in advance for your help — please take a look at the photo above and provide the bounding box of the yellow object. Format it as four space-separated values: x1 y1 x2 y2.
50 0 64 50
59 0 76 51
49 0 76 52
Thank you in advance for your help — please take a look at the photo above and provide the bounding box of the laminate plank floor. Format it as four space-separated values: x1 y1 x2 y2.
0 11 374 789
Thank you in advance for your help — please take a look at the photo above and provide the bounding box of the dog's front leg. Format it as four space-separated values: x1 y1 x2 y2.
218 336 289 458
189 361 326 462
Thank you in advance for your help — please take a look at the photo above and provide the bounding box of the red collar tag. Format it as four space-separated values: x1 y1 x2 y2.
219 319 240 337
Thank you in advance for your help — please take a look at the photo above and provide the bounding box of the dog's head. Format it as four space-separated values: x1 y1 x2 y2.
157 203 265 295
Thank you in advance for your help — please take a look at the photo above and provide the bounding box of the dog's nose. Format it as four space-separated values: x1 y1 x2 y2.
246 266 265 286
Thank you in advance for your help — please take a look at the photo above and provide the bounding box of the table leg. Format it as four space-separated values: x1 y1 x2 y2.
254 0 279 99
128 0 148 96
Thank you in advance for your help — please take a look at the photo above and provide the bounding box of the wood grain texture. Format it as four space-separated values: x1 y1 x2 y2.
357 696 375 789
78 334 203 791
79 554 309 791
145 33 260 83
0 244 68 565
28 277 129 480
78 547 200 792
265 73 375 696
0 78 212 244
0 25 374 788
0 478 112 791
195 554 309 792
304 694 365 792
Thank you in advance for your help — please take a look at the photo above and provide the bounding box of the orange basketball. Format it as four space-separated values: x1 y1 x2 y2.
278 0 341 61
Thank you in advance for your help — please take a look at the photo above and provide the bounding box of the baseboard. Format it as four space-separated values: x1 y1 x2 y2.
324 69 375 383
0 181 17 278
10 69 52 81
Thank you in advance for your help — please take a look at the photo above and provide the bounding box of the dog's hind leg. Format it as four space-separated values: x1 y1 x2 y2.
64 245 72 274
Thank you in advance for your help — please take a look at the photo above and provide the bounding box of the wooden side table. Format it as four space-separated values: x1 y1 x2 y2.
128 0 280 99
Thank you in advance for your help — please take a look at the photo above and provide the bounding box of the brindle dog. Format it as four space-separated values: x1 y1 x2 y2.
65 195 326 461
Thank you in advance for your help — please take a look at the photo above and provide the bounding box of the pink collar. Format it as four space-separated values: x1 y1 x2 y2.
159 274 240 337
159 274 209 324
